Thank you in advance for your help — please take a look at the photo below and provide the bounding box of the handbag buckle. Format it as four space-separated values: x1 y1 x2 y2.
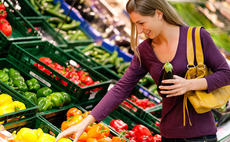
187 64 195 69
197 64 206 69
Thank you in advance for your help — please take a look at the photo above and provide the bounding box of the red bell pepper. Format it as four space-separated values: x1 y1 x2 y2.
132 124 152 140
39 57 52 65
152 134 161 142
0 9 7 18
129 137 137 142
110 119 128 132
0 3 5 10
138 135 154 142
65 65 76 73
78 70 88 77
53 62 63 70
69 76 81 85
80 75 93 85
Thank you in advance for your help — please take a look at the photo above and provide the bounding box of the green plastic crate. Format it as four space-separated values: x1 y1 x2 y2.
42 103 123 140
5 0 41 18
28 18 68 48
0 80 38 124
0 0 42 55
8 41 111 102
4 115 61 138
79 99 161 135
0 58 76 115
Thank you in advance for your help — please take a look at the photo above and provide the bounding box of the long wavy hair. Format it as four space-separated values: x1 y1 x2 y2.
126 0 186 62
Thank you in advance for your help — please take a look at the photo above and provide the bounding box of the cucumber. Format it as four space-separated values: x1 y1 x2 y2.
157 60 174 98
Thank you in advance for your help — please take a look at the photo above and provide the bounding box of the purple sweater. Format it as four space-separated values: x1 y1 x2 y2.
90 26 230 138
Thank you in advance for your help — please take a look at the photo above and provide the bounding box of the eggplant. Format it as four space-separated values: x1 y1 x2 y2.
157 60 174 98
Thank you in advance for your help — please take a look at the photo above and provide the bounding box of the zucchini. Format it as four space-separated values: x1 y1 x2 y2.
157 60 174 98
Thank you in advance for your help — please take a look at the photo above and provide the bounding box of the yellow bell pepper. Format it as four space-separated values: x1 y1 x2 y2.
11 101 26 111
15 127 38 142
0 94 13 106
36 133 55 142
0 103 14 115
57 138 72 142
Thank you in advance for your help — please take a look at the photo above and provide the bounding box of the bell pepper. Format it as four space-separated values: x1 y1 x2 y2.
26 78 40 92
57 138 72 142
98 137 112 142
0 9 6 18
152 134 161 142
132 124 152 141
39 57 52 66
11 75 28 92
61 92 71 105
15 128 38 142
66 107 82 120
110 119 128 133
23 91 37 105
49 92 65 108
61 114 83 131
111 137 126 142
0 103 14 115
0 70 9 82
2 68 9 73
37 97 53 112
8 68 20 78
0 94 13 106
12 101 26 111
78 132 88 141
36 87 52 98
5 77 13 87
87 123 109 139
87 138 98 142
36 133 55 142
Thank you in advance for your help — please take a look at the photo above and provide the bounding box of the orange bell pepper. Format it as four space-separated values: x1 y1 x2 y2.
111 137 126 142
78 132 88 142
97 137 112 142
97 123 110 139
61 114 83 131
87 138 98 142
82 111 91 118
66 107 82 120
85 123 96 133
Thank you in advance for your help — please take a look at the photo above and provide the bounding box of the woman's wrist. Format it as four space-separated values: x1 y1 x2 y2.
81 114 96 129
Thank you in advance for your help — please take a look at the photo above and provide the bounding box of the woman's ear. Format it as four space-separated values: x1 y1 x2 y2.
155 9 163 20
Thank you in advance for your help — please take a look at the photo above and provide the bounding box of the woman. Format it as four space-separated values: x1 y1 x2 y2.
55 0 230 142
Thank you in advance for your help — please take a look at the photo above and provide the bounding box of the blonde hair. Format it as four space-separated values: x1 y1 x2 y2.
126 0 187 62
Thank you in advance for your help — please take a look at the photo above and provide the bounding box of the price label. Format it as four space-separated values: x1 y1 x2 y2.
30 71 51 87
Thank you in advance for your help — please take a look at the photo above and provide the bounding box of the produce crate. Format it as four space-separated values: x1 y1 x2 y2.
212 108 230 127
27 18 68 48
4 0 41 18
92 66 121 81
42 103 124 140
4 115 61 137
0 58 76 115
0 74 38 124
0 0 42 55
8 41 111 102
79 99 161 135
53 0 103 41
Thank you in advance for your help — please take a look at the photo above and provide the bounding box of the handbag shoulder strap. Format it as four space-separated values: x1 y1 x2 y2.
186 27 204 68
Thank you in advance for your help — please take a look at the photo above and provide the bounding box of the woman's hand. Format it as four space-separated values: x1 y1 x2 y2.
55 115 96 142
159 75 190 97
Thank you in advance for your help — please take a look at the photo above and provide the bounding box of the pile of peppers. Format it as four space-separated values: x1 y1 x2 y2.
110 119 161 142
0 93 26 123
14 127 72 142
61 107 126 142
34 57 100 89
0 68 71 112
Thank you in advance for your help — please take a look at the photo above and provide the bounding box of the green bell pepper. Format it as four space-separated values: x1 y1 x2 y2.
38 97 53 112
23 91 37 105
60 92 71 105
49 92 65 108
8 68 20 78
11 75 28 92
0 70 9 82
6 77 13 87
26 78 41 92
37 87 52 98
2 68 9 73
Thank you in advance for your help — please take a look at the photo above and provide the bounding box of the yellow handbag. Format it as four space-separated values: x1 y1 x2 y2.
183 27 230 126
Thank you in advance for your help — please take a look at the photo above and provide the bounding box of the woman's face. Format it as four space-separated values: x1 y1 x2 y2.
129 11 161 39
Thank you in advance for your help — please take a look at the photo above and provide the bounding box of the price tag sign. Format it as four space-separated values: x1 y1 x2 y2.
30 71 51 87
